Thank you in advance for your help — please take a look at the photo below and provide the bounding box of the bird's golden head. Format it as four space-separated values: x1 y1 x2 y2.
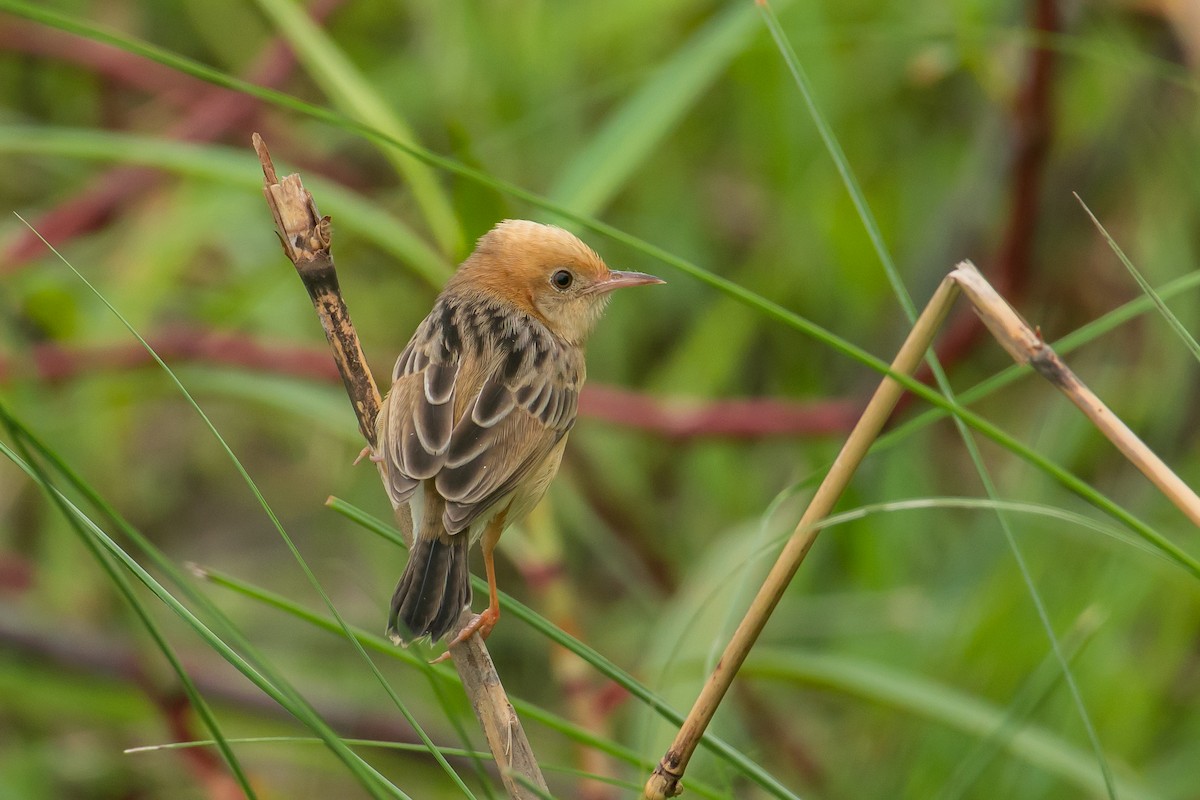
449 220 663 345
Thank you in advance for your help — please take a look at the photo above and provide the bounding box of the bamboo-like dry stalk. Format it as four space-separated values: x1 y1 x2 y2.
644 261 1200 798
949 262 1200 526
643 273 962 799
253 133 548 800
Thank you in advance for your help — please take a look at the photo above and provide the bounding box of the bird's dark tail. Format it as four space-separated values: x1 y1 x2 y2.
387 534 472 645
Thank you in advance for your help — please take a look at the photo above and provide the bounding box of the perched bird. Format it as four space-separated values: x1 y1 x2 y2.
376 219 663 651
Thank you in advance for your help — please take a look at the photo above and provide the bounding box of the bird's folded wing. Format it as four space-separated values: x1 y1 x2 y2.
377 308 581 534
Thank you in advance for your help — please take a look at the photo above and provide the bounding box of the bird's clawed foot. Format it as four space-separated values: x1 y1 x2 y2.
429 607 500 664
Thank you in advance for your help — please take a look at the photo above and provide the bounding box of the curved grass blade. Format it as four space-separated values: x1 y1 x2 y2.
0 428 404 800
16 217 474 798
936 609 1106 800
744 650 1160 800
250 0 463 255
1076 194 1200 361
0 124 450 288
130 736 657 796
0 425 257 800
127 736 489 760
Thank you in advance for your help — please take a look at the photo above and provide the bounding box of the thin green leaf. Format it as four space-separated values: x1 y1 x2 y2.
0 421 257 800
937 610 1107 800
1076 193 1200 362
744 650 1161 800
16 217 472 798
127 736 489 760
0 426 404 800
549 2 761 215
250 0 463 254
0 124 449 288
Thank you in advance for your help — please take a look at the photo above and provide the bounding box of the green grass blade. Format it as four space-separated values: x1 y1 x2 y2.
128 736 489 760
755 2 911 316
130 736 657 797
0 421 257 800
17 218 474 798
0 124 450 288
936 610 1105 800
798 497 1178 569
548 2 761 215
0 424 404 799
744 650 1160 800
1077 194 1200 362
250 0 463 254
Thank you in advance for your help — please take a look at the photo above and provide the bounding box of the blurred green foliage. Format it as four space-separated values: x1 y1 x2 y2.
1 1 1199 798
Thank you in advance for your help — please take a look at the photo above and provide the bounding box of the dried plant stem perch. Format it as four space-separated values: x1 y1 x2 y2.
643 261 1200 799
950 263 1200 527
252 133 548 800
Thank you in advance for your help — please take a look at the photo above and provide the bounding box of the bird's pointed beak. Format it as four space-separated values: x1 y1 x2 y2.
593 269 666 294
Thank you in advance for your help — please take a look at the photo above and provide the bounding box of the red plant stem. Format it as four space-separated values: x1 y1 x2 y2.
0 610 472 765
0 325 859 439
0 19 211 104
579 384 859 439
1 0 347 273
919 0 1058 381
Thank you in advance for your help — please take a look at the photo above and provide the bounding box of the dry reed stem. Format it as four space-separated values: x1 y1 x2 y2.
253 133 548 800
643 273 962 799
950 262 1200 526
644 260 1200 798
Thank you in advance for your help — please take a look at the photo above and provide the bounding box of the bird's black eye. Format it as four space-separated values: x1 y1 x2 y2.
551 269 574 290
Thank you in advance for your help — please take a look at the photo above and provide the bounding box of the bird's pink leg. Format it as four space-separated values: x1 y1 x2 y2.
433 511 505 663
353 445 381 465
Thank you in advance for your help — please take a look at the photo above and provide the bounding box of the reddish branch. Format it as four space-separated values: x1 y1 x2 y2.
736 685 825 790
0 0 347 273
1 326 859 439
0 20 210 105
153 686 245 800
580 384 858 439
0 611 475 772
11 327 340 384
923 0 1058 378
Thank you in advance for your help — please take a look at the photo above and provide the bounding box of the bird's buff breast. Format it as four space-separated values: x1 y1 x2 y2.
466 433 569 544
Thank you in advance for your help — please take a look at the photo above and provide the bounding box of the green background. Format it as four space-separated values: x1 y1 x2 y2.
1 1 1198 798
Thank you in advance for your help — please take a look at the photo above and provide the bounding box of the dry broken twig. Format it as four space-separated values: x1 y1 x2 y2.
253 132 548 800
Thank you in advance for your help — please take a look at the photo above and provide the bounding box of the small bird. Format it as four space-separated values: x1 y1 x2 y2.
376 219 663 652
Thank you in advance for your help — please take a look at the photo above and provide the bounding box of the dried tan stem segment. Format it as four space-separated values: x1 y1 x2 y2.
253 133 380 446
950 261 1200 525
643 275 962 799
448 619 549 798
646 259 1200 798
